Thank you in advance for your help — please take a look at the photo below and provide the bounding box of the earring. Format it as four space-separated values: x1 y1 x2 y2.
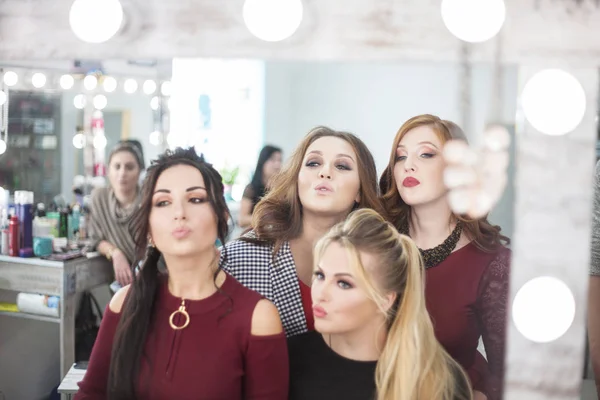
148 236 155 248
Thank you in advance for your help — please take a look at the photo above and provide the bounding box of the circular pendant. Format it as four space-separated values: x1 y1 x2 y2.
169 304 190 330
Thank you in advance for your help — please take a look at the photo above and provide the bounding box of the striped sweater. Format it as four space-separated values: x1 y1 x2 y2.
89 187 139 264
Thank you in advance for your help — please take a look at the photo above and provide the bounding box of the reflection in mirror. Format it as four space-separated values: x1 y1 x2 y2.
0 57 523 400
0 60 172 211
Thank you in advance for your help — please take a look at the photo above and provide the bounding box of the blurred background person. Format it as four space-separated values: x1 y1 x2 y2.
238 145 283 229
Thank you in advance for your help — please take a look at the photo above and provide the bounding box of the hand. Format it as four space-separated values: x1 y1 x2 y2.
112 249 133 287
443 124 511 219
473 390 488 400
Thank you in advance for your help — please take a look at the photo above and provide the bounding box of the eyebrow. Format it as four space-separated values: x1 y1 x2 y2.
307 150 356 162
316 266 354 278
397 141 439 149
153 186 207 195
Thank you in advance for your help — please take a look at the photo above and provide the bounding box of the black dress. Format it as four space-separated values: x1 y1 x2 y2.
288 331 472 400
288 331 377 400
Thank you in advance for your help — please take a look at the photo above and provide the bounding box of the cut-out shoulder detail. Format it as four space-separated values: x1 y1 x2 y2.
251 299 283 336
109 284 131 313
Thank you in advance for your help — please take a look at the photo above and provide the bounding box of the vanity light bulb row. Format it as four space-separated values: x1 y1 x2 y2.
1 70 170 96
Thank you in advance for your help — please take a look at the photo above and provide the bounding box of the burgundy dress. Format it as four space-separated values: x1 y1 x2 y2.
75 274 289 400
425 243 511 400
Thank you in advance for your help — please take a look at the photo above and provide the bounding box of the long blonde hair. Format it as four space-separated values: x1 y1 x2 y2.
314 208 472 400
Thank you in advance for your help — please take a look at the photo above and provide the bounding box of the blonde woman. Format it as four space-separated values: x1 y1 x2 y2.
288 208 471 400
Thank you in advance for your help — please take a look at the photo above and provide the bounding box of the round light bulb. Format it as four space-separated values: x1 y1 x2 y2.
60 74 75 90
521 69 587 136
69 0 124 43
93 134 107 149
31 73 46 88
72 133 86 149
103 76 117 92
74 94 87 109
3 71 18 86
150 96 159 110
124 79 138 94
149 130 162 146
512 276 576 343
93 94 107 110
243 0 304 42
441 0 506 43
0 90 6 106
143 80 157 95
160 81 172 96
0 139 6 155
84 75 98 90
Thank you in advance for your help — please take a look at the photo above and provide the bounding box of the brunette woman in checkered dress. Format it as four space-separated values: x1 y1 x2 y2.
221 126 387 337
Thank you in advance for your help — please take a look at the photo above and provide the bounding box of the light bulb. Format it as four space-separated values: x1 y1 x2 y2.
74 94 87 109
149 130 162 146
93 94 107 110
60 74 75 90
150 96 159 110
103 76 117 92
143 80 157 95
243 0 304 42
3 71 18 86
441 0 506 43
31 73 47 88
0 139 6 155
0 90 6 106
93 134 107 149
72 133 86 149
521 69 587 136
124 79 138 94
512 276 575 343
69 0 124 43
160 81 172 96
84 75 98 90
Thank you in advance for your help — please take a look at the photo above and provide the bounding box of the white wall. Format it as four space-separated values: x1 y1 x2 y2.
263 61 518 236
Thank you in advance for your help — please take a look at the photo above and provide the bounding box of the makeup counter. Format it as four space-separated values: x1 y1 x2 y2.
0 188 113 399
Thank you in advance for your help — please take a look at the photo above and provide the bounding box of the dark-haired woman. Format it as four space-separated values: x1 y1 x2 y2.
75 148 288 400
89 140 145 287
238 145 283 229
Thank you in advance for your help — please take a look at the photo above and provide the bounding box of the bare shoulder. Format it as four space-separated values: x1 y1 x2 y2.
250 299 283 336
109 284 131 313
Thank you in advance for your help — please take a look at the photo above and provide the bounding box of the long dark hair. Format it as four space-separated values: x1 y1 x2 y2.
250 126 387 255
107 147 230 400
249 145 282 202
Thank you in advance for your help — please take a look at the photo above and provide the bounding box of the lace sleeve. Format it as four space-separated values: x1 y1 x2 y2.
590 159 600 275
476 248 511 400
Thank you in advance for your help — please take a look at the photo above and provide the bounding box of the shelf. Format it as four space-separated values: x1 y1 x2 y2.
0 310 59 323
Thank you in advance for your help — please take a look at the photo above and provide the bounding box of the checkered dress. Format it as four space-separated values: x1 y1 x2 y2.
220 231 308 337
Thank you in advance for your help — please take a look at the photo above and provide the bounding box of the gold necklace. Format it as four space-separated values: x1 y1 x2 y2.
167 257 221 331
169 299 190 330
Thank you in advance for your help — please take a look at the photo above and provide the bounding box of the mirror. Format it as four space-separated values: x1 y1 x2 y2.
0 57 521 400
